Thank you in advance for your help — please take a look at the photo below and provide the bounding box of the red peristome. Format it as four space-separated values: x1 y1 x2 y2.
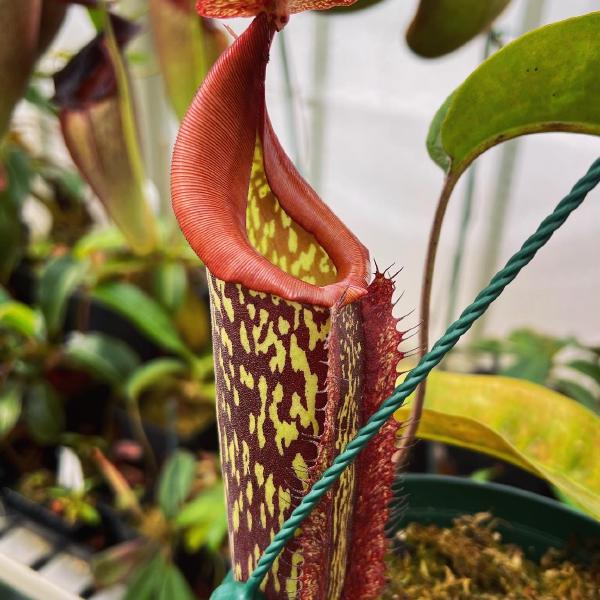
195 0 357 19
171 14 369 307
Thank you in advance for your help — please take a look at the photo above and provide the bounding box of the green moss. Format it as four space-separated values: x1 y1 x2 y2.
382 513 600 599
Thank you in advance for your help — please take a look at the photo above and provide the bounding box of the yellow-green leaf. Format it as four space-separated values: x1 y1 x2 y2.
429 12 600 175
406 0 510 58
149 0 227 121
395 371 600 520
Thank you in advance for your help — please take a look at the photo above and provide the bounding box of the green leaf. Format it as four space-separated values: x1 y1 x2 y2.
158 564 195 600
0 302 45 339
158 450 196 519
426 93 453 171
92 281 190 357
555 379 599 415
429 12 600 176
0 147 32 282
25 383 64 444
125 358 187 402
406 0 510 58
63 332 140 386
37 255 86 337
175 483 227 552
124 553 168 600
0 384 22 438
396 371 600 520
24 85 57 115
152 262 187 314
73 226 127 259
566 360 600 386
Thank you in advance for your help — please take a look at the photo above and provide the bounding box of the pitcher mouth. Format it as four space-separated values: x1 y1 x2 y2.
171 14 370 307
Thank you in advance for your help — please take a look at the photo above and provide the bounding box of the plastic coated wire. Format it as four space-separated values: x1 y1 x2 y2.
241 157 600 596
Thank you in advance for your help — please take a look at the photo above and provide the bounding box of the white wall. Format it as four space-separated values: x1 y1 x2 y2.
51 0 600 345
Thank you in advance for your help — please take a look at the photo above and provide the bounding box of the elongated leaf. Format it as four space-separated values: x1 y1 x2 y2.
0 302 45 339
125 358 187 402
0 146 32 281
174 482 227 551
25 383 64 444
406 0 510 58
63 332 140 386
567 359 600 386
92 281 190 356
395 371 600 520
157 449 196 519
556 379 599 415
149 0 227 121
158 564 195 600
124 553 167 600
429 12 600 175
92 447 142 515
0 384 21 438
38 255 86 337
152 261 187 314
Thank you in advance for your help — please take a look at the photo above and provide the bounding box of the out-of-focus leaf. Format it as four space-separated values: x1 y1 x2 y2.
92 447 142 516
0 286 9 303
125 358 187 402
0 302 45 339
73 227 127 259
395 371 600 520
0 146 33 281
92 539 157 588
63 331 140 386
25 85 57 116
93 281 190 356
406 0 510 58
429 13 600 176
53 14 158 255
567 360 600 386
38 255 86 337
158 564 195 600
0 384 22 438
158 449 196 519
152 261 187 314
149 0 227 120
123 552 167 600
25 383 64 444
556 379 599 415
175 482 227 551
174 288 210 351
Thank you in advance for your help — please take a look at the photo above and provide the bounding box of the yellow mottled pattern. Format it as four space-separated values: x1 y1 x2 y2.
327 305 363 600
208 275 332 598
246 138 337 287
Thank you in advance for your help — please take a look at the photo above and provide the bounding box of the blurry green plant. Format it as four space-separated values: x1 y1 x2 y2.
468 328 600 415
92 449 228 599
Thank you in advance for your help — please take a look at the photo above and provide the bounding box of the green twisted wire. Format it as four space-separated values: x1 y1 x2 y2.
212 157 600 600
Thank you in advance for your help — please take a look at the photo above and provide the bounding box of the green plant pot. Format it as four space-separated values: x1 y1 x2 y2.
394 474 600 561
